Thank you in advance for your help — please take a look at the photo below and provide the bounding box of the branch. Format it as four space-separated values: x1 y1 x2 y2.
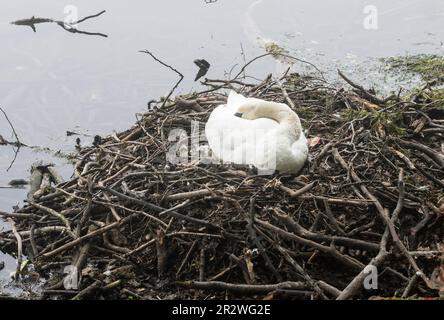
11 11 107 37
8 218 23 277
139 50 184 108
56 22 108 38
0 106 25 147
177 280 306 294
73 10 106 24
338 69 385 105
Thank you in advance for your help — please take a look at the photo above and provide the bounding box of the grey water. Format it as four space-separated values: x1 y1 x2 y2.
1 0 443 296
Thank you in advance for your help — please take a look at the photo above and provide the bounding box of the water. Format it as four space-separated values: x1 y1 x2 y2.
1 0 443 296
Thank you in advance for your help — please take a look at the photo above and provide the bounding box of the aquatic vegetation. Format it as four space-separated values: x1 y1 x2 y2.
263 40 287 58
341 108 406 137
381 54 444 83
30 145 78 163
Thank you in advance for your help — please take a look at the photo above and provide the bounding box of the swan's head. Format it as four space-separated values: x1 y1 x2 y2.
235 99 286 121
234 102 260 120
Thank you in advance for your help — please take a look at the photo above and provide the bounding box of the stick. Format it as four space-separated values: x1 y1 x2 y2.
401 274 419 298
278 181 316 198
390 137 444 168
338 70 384 105
0 106 24 147
247 198 282 282
199 241 206 282
29 201 76 239
41 214 137 259
318 281 341 298
139 50 184 108
71 280 101 300
0 211 34 219
274 244 328 299
177 281 306 294
56 22 108 37
8 218 23 276
156 229 167 278
176 240 198 277
73 10 106 24
12 11 108 37
29 224 39 258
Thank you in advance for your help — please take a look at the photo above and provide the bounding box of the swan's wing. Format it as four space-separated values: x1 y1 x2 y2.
205 105 248 160
206 95 282 166
289 134 309 172
205 107 279 164
291 134 309 156
205 104 247 134
206 106 278 145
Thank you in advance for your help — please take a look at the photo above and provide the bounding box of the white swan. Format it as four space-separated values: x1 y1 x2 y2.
205 91 308 174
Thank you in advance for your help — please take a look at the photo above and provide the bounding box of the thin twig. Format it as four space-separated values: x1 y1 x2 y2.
0 106 24 147
139 50 184 108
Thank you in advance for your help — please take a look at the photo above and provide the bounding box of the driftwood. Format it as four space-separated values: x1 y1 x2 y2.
0 106 26 171
11 10 107 37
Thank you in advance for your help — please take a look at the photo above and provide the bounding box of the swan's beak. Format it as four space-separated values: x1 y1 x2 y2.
234 112 243 118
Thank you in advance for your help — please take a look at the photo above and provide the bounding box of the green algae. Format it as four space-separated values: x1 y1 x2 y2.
381 54 444 84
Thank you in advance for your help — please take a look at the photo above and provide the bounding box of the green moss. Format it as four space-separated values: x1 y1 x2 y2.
381 54 444 83
342 109 406 136
403 86 444 111
342 109 370 121
427 88 444 109
263 41 287 59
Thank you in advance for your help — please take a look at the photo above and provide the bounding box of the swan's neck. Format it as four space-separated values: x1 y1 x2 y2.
255 102 302 140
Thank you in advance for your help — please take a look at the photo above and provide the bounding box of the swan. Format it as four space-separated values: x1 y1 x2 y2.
205 91 308 174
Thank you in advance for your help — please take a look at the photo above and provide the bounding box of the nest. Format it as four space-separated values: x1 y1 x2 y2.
1 72 443 300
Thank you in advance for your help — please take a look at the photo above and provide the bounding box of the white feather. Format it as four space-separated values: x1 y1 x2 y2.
205 90 308 174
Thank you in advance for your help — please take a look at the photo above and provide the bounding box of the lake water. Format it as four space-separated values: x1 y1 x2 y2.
1 0 443 296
